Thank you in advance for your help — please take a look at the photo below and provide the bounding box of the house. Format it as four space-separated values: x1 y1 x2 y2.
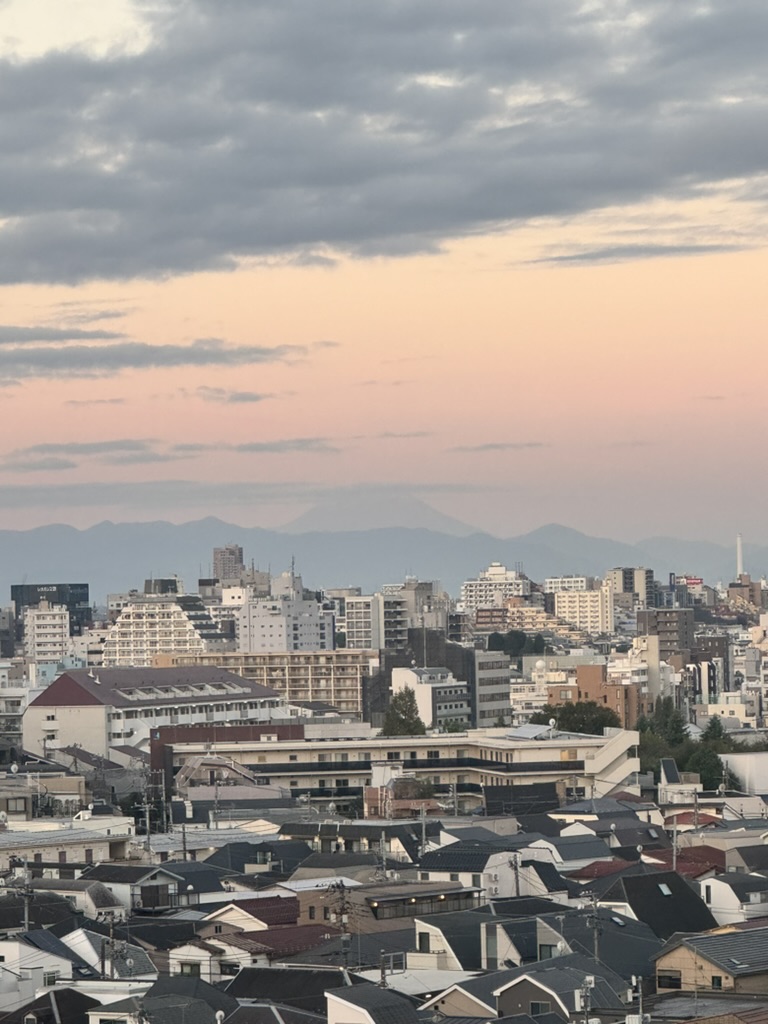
0 827 129 873
595 870 717 939
655 925 768 993
85 994 218 1024
291 851 417 883
24 878 126 921
196 896 299 937
0 890 78 937
0 935 83 1012
726 844 768 875
80 860 249 913
422 952 630 1021
0 989 99 1024
522 834 614 872
700 874 768 925
168 934 271 982
55 926 158 981
326 984 420 1024
224 965 363 1013
418 844 535 898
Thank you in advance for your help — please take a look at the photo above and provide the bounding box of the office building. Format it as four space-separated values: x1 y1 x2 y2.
11 583 91 640
213 544 245 581
238 596 334 653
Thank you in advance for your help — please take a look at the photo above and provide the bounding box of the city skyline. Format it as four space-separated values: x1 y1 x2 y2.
0 1 765 541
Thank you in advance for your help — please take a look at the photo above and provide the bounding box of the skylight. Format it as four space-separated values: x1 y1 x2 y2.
658 883 672 896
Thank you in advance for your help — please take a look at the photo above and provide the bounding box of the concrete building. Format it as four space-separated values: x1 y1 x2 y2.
637 607 695 660
212 544 245 581
472 650 512 727
158 649 378 715
543 576 591 593
238 596 334 653
606 567 655 608
23 666 283 759
151 720 641 811
102 595 227 667
23 601 70 664
460 563 531 613
546 664 652 729
554 584 614 634
391 667 471 730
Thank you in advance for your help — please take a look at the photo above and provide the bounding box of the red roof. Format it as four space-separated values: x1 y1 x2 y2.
29 673 104 707
241 924 340 957
567 859 636 879
664 811 720 827
642 844 725 876
235 897 300 927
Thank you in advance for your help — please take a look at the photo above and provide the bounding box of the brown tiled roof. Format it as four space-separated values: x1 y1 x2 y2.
567 858 636 879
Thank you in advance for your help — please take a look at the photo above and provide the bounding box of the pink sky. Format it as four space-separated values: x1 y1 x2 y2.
0 2 766 542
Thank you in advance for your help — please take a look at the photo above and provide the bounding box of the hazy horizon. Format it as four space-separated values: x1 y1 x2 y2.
0 1 765 544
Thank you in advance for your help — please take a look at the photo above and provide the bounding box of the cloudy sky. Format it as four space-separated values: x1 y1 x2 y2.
0 0 765 541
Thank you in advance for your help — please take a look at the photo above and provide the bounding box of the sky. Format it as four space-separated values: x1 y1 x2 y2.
0 0 766 543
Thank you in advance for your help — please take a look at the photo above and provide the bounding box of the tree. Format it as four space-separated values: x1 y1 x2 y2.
529 701 621 735
684 745 727 791
651 697 688 746
379 687 427 736
702 715 725 741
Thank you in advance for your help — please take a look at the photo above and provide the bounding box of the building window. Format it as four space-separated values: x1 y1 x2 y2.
657 970 682 989
179 963 201 976
214 924 223 934
418 932 430 953
7 798 25 813
530 1003 551 1016
43 971 59 986
450 873 459 882
704 884 711 904
712 976 723 990
308 905 316 920
471 874 481 888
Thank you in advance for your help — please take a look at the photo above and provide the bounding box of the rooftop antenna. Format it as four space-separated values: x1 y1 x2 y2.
737 533 744 578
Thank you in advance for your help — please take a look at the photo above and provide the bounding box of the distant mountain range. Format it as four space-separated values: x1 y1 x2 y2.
0 507 754 604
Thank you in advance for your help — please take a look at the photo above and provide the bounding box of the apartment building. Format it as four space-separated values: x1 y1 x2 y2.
637 607 696 660
102 595 228 667
606 567 655 609
543 576 591 593
23 666 283 758
392 667 471 730
238 597 334 652
546 664 652 729
460 563 531 613
158 649 379 715
554 584 614 634
150 720 640 811
23 601 70 664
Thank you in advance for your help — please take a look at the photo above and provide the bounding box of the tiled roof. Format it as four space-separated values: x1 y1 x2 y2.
658 926 768 975
419 844 494 872
328 983 421 1024
29 666 278 708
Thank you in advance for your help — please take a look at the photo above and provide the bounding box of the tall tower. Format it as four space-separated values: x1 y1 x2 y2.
737 533 744 579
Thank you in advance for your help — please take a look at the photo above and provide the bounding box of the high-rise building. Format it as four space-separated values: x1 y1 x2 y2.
213 544 245 581
637 607 695 661
102 595 227 667
238 596 334 653
554 584 614 634
23 601 70 664
460 563 531 613
606 567 655 608
11 583 91 640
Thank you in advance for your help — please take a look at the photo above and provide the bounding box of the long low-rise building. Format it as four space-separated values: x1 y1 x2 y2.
151 721 640 815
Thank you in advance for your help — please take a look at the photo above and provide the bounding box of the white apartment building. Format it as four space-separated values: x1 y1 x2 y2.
238 597 334 653
392 667 471 730
461 563 531 612
23 666 284 758
543 576 590 593
554 584 614 634
23 600 70 664
102 597 224 668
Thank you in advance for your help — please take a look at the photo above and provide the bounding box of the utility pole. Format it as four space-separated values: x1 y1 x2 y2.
512 852 520 897
182 823 188 862
672 821 678 872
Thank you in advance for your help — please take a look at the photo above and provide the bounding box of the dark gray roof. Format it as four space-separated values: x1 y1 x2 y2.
599 870 717 940
414 908 493 969
22 930 97 977
81 863 157 882
0 889 76 931
714 874 768 895
490 896 565 917
661 758 681 784
657 926 768 976
100 995 216 1024
544 834 613 860
228 1003 326 1024
538 907 663 980
0 988 99 1024
435 952 626 1014
224 966 361 1012
277 928 414 968
736 847 768 872
145 974 239 1017
521 860 571 894
329 983 421 1024
205 840 312 873
515 814 565 837
419 844 495 873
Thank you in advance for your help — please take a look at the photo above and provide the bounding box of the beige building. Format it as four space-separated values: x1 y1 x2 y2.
158 649 379 715
655 926 768 993
554 584 614 634
23 600 70 664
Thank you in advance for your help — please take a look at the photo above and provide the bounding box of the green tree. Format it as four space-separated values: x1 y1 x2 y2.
702 715 725 741
529 701 620 735
379 687 427 736
652 697 688 746
684 745 727 791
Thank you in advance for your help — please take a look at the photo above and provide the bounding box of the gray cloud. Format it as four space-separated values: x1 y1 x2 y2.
16 439 154 457
378 431 432 439
0 456 79 473
170 438 340 455
532 243 745 265
1 1 767 282
0 338 305 378
449 441 547 453
0 324 125 343
196 385 273 404
65 397 126 406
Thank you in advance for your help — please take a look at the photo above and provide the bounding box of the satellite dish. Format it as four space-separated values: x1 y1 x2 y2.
328 802 337 816
0 812 7 823
610 823 616 832
125 958 134 968
10 763 18 775
549 718 556 728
